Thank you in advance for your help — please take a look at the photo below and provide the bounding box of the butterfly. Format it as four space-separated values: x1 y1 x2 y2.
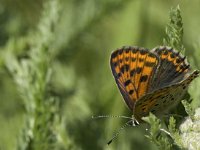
110 46 199 123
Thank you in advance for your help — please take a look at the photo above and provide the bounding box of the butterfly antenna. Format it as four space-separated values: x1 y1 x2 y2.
107 120 133 145
92 115 132 120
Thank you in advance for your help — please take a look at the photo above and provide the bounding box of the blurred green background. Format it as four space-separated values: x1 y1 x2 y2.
0 0 200 150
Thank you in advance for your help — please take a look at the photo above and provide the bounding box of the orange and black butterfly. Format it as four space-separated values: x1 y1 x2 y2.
110 46 199 123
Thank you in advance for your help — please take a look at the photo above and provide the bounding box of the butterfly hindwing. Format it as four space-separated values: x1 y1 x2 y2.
150 46 191 91
134 70 200 120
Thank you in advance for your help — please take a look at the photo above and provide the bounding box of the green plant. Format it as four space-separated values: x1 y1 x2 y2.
4 1 63 150
145 5 200 150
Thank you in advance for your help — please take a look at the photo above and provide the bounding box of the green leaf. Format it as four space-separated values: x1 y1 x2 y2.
163 5 185 52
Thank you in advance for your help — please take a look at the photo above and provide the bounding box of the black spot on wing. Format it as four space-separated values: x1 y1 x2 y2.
136 67 142 74
176 58 181 63
124 79 131 86
163 50 168 55
132 48 137 54
120 64 130 73
145 61 155 67
182 85 186 89
132 58 136 62
130 69 136 77
111 50 118 58
157 50 162 55
124 64 129 71
125 48 130 53
170 53 175 58
139 58 144 62
113 62 118 67
155 103 159 106
140 49 147 55
163 99 167 103
119 49 123 55
140 75 148 82
125 57 129 61
161 96 165 99
117 73 121 78
120 66 125 73
148 53 156 58
129 90 134 95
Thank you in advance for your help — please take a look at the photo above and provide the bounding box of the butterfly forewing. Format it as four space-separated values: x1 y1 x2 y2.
110 47 159 111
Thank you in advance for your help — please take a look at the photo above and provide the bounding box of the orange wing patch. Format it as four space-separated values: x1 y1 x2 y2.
137 52 158 98
133 49 147 95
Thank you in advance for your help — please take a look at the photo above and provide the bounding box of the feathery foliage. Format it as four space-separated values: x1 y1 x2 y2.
163 5 185 52
143 113 173 150
4 1 62 150
0 1 199 150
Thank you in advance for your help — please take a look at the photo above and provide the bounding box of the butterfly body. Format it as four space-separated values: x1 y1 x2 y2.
110 46 199 122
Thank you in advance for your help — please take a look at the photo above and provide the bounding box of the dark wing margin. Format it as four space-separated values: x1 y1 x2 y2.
110 47 135 111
